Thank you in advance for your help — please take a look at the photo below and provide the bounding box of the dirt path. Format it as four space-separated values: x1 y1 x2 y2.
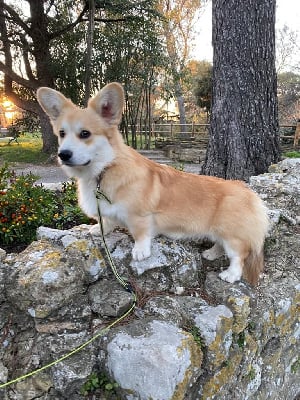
13 162 70 184
10 150 202 185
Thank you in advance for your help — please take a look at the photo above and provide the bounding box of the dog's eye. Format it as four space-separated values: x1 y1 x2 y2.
79 130 91 139
59 130 65 138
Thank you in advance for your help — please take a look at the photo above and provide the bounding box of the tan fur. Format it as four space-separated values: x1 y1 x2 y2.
37 83 269 285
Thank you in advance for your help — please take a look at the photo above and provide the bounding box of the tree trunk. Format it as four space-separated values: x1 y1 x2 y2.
84 0 95 106
39 112 58 154
175 82 188 137
202 0 280 181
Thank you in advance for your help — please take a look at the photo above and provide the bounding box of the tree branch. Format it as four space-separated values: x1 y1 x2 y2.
0 61 39 89
2 3 31 35
48 5 88 40
91 16 141 23
4 88 39 114
22 45 36 82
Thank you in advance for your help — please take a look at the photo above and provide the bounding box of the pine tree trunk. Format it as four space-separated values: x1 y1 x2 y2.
202 0 280 180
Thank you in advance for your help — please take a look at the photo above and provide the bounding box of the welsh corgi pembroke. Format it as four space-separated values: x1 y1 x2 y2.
37 83 269 285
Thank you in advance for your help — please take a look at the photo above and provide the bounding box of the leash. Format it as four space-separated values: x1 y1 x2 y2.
0 187 136 390
95 185 137 315
95 188 134 293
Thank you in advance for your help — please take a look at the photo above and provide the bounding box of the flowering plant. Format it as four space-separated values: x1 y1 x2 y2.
0 164 90 249
0 164 55 245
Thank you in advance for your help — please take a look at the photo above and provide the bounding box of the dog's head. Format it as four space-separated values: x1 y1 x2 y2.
37 83 124 177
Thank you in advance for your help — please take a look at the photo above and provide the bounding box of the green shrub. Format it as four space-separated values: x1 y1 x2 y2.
0 165 55 245
183 323 204 348
80 372 119 396
51 180 91 230
0 164 90 249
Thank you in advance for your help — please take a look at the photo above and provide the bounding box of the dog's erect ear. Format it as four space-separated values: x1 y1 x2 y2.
88 82 124 126
36 87 71 120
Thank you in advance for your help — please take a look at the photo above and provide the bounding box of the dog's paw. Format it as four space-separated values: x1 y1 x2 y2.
219 268 241 283
132 242 151 261
89 223 101 236
202 243 224 261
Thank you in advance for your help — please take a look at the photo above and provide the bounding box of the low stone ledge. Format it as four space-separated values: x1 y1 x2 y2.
0 159 299 399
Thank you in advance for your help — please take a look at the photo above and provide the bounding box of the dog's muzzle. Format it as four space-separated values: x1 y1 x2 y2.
58 150 91 166
58 149 73 162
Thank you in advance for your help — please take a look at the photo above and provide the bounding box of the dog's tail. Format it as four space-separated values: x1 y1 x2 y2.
242 199 269 285
243 248 265 285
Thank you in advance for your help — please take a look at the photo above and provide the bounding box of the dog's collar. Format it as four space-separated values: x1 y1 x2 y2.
96 168 111 204
96 169 106 190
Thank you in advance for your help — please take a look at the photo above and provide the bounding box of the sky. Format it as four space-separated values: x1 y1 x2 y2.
192 0 300 70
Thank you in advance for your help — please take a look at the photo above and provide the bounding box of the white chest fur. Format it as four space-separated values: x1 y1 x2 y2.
77 178 127 223
77 179 98 219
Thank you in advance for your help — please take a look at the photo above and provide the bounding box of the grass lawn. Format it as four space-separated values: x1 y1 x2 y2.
0 132 49 165
0 131 299 167
283 150 300 158
0 131 154 166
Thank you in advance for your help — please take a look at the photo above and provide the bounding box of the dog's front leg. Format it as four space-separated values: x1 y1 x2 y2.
89 217 118 236
132 237 152 261
202 242 224 261
129 216 153 261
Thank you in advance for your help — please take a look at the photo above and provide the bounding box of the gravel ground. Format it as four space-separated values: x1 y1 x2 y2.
13 162 70 184
12 161 202 185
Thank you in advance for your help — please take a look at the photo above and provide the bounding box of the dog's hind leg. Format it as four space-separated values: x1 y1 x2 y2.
219 240 246 283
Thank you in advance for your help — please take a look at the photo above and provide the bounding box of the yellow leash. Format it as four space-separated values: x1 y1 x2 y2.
0 188 136 390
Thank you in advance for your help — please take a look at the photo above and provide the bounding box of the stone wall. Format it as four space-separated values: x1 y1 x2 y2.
0 159 299 400
165 144 207 164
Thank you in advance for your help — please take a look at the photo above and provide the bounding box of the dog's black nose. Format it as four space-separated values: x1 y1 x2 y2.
58 150 73 162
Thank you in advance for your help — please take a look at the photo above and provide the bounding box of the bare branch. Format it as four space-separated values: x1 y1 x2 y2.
0 60 39 89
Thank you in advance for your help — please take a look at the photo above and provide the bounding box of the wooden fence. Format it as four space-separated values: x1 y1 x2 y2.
128 122 299 150
280 124 300 148
152 122 209 138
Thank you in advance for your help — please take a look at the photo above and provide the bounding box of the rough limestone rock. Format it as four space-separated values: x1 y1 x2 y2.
0 158 299 400
103 320 202 400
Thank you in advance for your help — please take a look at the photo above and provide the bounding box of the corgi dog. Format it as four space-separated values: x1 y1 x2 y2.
37 83 269 285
